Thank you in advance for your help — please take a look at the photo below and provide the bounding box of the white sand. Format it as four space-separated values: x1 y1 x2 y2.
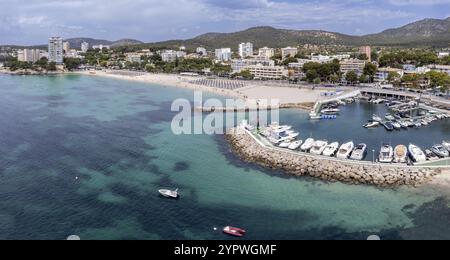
74 70 349 108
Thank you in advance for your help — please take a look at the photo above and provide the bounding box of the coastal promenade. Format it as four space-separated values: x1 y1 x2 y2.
226 127 449 187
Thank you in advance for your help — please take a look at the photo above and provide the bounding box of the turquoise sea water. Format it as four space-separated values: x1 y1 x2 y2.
0 74 449 240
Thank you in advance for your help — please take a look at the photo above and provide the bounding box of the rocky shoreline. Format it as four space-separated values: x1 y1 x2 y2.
226 127 445 187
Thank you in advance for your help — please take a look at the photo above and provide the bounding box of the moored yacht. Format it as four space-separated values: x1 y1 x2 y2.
394 145 408 163
310 140 328 155
300 138 315 152
322 142 339 157
364 121 380 128
442 141 450 151
288 140 303 150
431 144 449 158
336 141 355 159
350 143 367 161
379 144 394 163
159 189 179 199
408 144 427 163
372 114 383 122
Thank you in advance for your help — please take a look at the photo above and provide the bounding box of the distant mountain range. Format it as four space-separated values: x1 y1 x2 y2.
145 17 450 50
64 38 144 49
2 17 450 50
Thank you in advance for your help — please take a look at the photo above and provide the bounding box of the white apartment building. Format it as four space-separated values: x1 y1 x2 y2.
196 47 207 56
65 49 83 59
215 48 232 61
231 56 275 73
92 44 110 50
311 55 333 63
340 59 366 76
438 52 449 58
428 64 450 75
161 50 178 62
63 42 71 53
17 49 41 63
81 42 89 53
375 67 404 83
281 47 298 58
247 64 288 80
258 47 275 59
238 42 253 58
48 37 64 64
126 53 142 63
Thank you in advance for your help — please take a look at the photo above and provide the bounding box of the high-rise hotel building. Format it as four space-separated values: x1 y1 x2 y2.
48 37 64 64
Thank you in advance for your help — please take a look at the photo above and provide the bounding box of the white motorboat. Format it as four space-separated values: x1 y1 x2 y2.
288 140 303 150
350 143 367 161
336 141 355 159
431 144 449 158
421 120 429 126
300 138 315 152
372 115 383 122
408 144 427 163
364 121 380 128
379 144 394 163
321 108 340 115
310 140 328 155
159 189 179 199
322 142 339 157
385 114 395 121
394 145 408 163
425 149 440 161
399 121 409 128
279 141 292 148
443 141 450 152
392 122 402 130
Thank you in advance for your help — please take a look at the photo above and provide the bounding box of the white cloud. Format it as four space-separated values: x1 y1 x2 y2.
0 0 446 45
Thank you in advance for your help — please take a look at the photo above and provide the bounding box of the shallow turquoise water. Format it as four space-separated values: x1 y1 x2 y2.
0 74 449 240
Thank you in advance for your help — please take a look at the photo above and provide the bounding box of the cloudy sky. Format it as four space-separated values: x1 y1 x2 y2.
1 0 450 45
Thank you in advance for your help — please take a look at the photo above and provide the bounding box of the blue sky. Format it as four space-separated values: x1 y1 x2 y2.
1 0 450 45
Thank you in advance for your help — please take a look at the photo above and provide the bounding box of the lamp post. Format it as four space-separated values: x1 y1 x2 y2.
372 149 376 163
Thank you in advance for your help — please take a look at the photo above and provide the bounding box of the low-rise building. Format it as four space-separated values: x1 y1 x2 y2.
375 67 404 83
438 52 449 58
92 44 110 50
126 53 142 63
17 49 41 63
215 48 232 61
340 58 366 76
81 42 89 53
247 64 288 80
65 49 83 59
428 64 450 75
281 47 298 58
196 47 207 56
258 47 275 59
231 56 275 73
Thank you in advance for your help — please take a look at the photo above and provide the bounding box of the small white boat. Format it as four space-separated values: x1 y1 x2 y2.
159 189 179 199
425 149 440 161
336 141 355 159
301 138 315 152
421 120 429 126
385 114 395 121
399 121 409 128
322 142 339 157
392 122 402 130
408 144 427 163
350 143 367 161
321 108 340 115
364 121 380 128
372 115 383 122
443 141 450 152
279 141 292 148
379 144 394 163
431 144 449 158
394 145 408 163
288 140 303 150
310 140 328 155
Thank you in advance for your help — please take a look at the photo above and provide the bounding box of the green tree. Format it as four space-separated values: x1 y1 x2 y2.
64 58 81 71
387 72 401 83
47 62 57 71
313 77 321 85
363 63 377 82
345 71 358 84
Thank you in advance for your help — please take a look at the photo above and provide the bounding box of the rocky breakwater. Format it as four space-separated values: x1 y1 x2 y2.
226 128 443 187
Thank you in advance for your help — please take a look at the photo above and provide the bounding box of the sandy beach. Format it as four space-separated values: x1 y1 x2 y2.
75 70 246 100
75 70 347 109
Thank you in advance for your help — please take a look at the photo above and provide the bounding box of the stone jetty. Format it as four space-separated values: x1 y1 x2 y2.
226 128 445 187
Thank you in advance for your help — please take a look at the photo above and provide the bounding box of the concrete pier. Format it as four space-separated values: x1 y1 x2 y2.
226 127 448 187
